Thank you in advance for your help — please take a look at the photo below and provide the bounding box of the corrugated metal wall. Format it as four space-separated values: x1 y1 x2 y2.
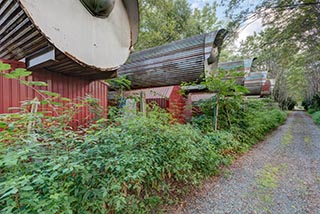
0 59 108 128
0 59 27 114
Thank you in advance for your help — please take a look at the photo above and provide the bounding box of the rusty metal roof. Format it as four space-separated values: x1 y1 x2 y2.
0 0 139 80
124 86 175 99
118 29 227 89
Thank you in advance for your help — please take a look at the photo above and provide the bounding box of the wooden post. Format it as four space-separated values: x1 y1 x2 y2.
140 91 146 117
27 97 40 133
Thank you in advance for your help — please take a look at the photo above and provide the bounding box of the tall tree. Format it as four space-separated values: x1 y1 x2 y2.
226 0 320 103
135 0 222 50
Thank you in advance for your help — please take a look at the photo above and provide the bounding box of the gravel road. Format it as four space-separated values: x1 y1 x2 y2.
170 111 320 214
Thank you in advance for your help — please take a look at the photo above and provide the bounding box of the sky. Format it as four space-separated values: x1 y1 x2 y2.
189 0 225 19
188 0 263 46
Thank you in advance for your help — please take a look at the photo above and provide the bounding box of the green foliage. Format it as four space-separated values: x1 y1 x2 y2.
2 68 32 79
199 69 249 130
286 97 297 111
277 96 297 111
231 102 287 145
0 62 11 71
106 76 131 91
228 0 320 105
204 68 248 96
136 0 222 50
0 101 286 213
192 99 287 146
303 94 320 111
0 108 223 213
206 131 248 165
311 111 320 126
308 108 315 114
0 63 287 213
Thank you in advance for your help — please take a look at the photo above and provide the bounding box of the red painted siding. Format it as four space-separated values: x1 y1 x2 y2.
0 59 108 128
168 86 186 123
124 86 186 123
261 80 271 97
184 92 216 122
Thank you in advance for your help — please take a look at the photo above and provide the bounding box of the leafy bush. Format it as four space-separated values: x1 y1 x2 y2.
308 108 316 114
232 108 286 145
303 94 320 111
206 131 248 165
192 99 287 146
286 97 297 110
312 111 320 126
302 99 311 110
0 63 287 213
0 109 224 213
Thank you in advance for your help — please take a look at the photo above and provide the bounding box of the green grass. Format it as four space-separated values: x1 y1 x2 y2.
253 163 287 210
282 128 293 145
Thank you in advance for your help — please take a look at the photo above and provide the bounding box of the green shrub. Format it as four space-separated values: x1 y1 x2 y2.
308 108 316 114
192 99 287 146
0 63 287 213
0 103 287 213
0 109 223 213
205 131 249 165
233 108 286 145
312 111 320 126
303 94 320 111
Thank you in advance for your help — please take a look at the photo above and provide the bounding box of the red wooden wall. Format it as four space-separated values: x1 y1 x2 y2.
168 86 186 123
123 85 186 123
261 80 271 97
0 59 108 128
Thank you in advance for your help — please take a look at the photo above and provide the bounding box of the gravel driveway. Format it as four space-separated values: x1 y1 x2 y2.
170 111 320 214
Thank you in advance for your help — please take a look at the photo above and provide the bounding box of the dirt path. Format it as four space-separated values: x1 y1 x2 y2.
170 111 320 214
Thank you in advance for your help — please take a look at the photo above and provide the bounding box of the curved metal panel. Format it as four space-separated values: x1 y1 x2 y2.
244 71 268 95
118 29 227 89
0 0 139 79
218 58 257 74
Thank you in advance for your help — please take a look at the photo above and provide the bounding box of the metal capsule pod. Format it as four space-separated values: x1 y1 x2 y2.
0 0 139 79
218 58 270 96
118 29 228 89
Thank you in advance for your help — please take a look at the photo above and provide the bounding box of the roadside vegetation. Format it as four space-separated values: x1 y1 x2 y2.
0 63 287 213
0 0 318 212
303 94 320 126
